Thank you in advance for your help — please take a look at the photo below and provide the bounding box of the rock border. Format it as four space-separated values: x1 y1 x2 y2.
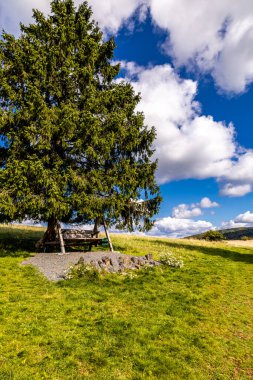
22 251 160 281
75 253 160 274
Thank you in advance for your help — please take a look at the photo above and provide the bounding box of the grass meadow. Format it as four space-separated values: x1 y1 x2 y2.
0 225 252 379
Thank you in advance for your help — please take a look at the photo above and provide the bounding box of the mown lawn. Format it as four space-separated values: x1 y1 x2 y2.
0 225 252 380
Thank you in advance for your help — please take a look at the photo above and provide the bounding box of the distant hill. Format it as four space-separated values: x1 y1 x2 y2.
186 227 253 240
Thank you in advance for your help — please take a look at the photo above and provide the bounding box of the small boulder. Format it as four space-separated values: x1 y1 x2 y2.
102 256 111 266
77 257 84 264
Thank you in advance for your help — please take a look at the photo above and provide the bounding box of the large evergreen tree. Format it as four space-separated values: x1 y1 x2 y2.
0 0 161 239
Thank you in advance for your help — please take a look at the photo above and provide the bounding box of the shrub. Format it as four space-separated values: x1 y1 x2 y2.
66 263 100 280
159 253 184 268
241 236 250 241
202 230 224 241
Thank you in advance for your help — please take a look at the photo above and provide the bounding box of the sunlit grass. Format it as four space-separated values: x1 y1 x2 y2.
0 226 253 379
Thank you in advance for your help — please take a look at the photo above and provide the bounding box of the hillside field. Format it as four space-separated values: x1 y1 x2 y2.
0 225 253 380
187 227 253 241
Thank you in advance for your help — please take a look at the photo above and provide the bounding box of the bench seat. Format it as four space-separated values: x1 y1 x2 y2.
43 229 108 252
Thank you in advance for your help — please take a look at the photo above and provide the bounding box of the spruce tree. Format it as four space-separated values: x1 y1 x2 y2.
0 0 161 239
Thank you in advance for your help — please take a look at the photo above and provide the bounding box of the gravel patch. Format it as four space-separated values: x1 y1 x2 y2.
22 251 157 281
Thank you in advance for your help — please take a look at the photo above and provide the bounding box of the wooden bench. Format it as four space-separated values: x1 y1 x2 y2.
43 229 108 252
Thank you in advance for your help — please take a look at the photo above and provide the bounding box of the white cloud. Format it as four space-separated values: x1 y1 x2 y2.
149 0 253 93
220 183 252 197
222 150 253 180
221 219 247 229
89 0 145 33
171 197 219 219
221 210 253 229
199 197 219 208
148 216 213 238
218 151 253 196
93 0 253 93
0 0 51 35
0 0 144 35
2 1 253 92
121 63 251 187
234 211 253 224
172 204 202 219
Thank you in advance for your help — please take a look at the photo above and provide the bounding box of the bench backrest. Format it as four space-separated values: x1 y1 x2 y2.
61 229 99 239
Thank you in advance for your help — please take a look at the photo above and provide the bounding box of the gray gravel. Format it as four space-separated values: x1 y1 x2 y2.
21 251 130 281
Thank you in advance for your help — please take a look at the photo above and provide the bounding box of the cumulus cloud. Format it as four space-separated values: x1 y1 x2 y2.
221 219 246 229
224 151 253 182
171 197 219 219
89 0 145 33
2 1 253 92
220 183 252 197
199 197 219 208
234 211 253 224
172 204 202 219
148 216 213 238
218 151 253 196
95 0 253 93
221 210 253 229
132 64 233 180
0 0 50 35
0 0 144 35
152 197 220 237
149 0 253 93
120 63 253 190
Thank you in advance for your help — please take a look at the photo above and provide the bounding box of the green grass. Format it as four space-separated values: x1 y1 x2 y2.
0 225 253 379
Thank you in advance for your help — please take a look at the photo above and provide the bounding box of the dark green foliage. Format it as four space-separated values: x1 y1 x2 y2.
202 230 225 241
220 228 253 240
241 235 251 241
0 0 161 231
188 227 253 240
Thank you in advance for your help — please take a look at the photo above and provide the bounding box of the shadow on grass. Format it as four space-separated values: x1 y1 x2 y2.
0 227 110 258
150 239 253 264
0 228 44 258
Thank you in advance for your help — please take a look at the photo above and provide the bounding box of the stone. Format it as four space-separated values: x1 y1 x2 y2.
77 257 84 264
68 253 160 276
137 258 146 266
102 256 111 266
118 257 124 264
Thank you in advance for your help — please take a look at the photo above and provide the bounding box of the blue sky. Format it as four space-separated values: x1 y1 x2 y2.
1 0 253 237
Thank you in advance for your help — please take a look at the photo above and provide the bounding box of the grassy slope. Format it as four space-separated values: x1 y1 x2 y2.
0 225 253 380
187 227 253 240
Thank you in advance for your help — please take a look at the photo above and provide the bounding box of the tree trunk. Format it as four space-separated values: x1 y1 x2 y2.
36 216 58 248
